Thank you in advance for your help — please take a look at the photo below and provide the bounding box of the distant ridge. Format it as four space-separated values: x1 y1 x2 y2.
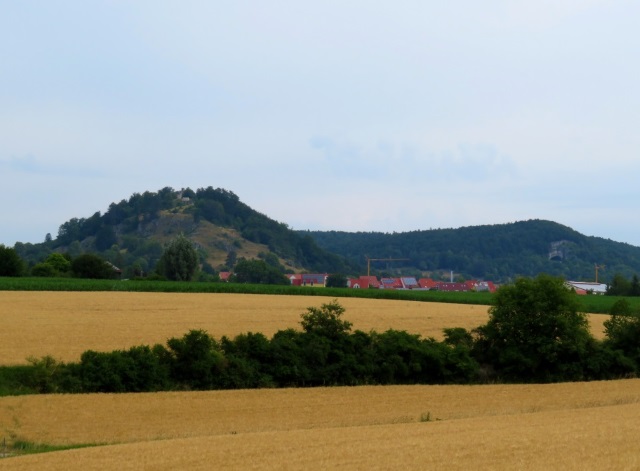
301 220 640 283
12 187 640 283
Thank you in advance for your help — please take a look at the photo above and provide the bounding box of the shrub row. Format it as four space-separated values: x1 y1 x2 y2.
5 288 640 395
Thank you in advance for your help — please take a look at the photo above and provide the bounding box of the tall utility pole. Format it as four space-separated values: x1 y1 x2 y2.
366 257 409 278
595 264 605 283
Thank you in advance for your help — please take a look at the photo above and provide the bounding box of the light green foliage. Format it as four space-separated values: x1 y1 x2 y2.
32 253 72 277
300 300 352 338
45 253 71 273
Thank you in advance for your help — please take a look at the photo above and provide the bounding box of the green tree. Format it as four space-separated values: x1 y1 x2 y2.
473 274 593 382
165 330 225 389
630 274 640 296
31 253 71 277
607 274 631 296
300 300 352 339
71 253 116 279
325 273 348 288
31 263 58 277
603 299 640 372
231 258 289 285
0 245 24 276
45 253 72 273
225 250 237 269
158 234 198 281
95 226 118 251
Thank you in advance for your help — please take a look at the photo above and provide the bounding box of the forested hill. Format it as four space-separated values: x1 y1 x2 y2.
301 220 640 283
14 187 356 276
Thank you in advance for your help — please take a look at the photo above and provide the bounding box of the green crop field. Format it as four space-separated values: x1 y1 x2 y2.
1 276 638 314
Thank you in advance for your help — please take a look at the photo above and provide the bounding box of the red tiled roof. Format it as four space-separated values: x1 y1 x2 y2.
418 278 438 289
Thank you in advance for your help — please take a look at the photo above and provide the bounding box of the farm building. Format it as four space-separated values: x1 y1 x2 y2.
565 281 607 295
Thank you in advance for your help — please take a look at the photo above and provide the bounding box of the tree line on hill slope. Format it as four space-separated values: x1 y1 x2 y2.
302 220 640 283
8 187 640 283
12 187 357 278
3 275 640 395
2 236 293 285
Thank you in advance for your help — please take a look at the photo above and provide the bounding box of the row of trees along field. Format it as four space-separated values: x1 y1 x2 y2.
5 240 640 297
1 236 291 284
2 275 640 395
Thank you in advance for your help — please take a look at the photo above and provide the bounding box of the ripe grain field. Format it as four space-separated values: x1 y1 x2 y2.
0 292 607 365
0 291 491 365
0 292 625 469
0 380 639 470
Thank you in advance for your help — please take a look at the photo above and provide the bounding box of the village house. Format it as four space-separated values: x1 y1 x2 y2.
347 276 381 289
289 274 328 287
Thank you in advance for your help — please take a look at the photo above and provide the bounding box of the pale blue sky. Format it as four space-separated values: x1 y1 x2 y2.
2 1 639 247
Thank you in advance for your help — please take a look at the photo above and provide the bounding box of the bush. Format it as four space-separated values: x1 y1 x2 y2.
165 330 226 389
31 262 58 277
78 345 170 392
603 299 640 374
473 274 593 382
300 300 352 338
72 253 117 279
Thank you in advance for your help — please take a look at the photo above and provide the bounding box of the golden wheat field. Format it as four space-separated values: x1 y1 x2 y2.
0 291 622 470
0 292 608 365
1 380 640 470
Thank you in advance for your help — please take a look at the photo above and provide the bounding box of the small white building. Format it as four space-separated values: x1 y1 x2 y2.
566 281 607 295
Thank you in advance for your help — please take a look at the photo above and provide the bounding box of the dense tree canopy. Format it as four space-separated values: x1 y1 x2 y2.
158 234 198 281
231 258 289 285
71 253 117 279
17 186 355 278
325 273 348 288
473 274 593 382
603 299 640 373
304 220 640 282
0 245 24 276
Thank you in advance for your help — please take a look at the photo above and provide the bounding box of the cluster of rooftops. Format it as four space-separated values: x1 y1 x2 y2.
219 271 606 295
288 273 498 292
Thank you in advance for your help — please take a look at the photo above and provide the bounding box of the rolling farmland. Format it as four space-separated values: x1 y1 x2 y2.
0 381 639 469
0 292 494 365
0 292 607 365
0 291 625 470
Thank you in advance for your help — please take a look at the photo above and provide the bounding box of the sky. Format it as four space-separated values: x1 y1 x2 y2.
2 1 640 248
